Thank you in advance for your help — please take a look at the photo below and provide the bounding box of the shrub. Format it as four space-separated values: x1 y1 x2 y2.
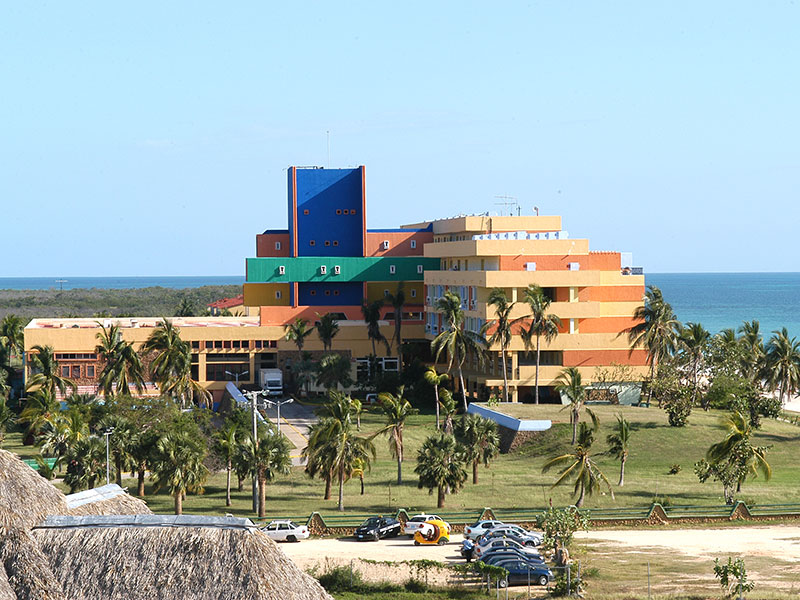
317 564 363 592
663 389 692 426
668 463 681 475
713 557 754 598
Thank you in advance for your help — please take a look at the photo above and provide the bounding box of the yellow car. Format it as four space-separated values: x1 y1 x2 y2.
413 519 450 546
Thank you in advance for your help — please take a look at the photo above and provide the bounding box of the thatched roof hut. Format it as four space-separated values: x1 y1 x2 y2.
32 515 333 600
0 566 14 600
0 451 67 529
65 484 151 517
0 526 66 600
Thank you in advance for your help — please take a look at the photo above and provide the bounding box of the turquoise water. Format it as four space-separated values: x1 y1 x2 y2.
1 273 798 339
647 273 800 339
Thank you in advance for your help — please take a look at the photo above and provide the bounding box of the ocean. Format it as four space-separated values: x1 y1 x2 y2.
1 273 798 339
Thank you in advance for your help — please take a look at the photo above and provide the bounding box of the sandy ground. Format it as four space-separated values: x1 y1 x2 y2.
578 525 800 561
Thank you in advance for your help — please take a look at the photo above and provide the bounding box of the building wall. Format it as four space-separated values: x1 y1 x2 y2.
364 230 432 257
256 232 291 257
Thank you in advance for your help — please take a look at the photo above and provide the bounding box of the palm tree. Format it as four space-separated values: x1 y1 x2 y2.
431 291 487 412
316 353 353 391
423 366 449 430
26 344 76 397
483 288 516 403
386 287 406 371
738 320 765 380
284 318 314 353
0 314 24 366
95 324 146 397
361 300 389 356
0 394 14 445
454 413 500 484
765 328 800 405
174 297 195 317
707 410 772 493
239 431 292 517
679 322 711 408
213 423 238 507
302 420 336 500
378 386 419 485
624 286 680 406
351 456 367 495
520 284 562 404
414 432 467 508
64 435 106 493
39 409 89 467
606 414 631 486
555 367 597 444
306 392 376 511
438 388 457 434
543 422 613 507
19 389 61 438
150 430 209 514
316 313 340 352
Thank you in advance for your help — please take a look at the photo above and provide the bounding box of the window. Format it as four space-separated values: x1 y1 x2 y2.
71 365 80 378
223 340 232 349
61 366 70 377
191 341 200 349
410 240 416 249
384 289 390 296
389 265 396 274
275 241 282 250
333 240 339 246
334 265 341 274
310 290 317 296
320 265 327 274
334 290 339 296
278 265 285 275
214 340 223 349
205 341 213 349
383 240 390 250
309 240 315 246
233 340 241 349
241 340 250 349
325 240 330 246
417 265 423 274
254 341 263 349
351 208 357 215
86 365 95 378
411 289 417 298
336 209 342 215
275 290 282 299
325 290 331 296
303 209 309 215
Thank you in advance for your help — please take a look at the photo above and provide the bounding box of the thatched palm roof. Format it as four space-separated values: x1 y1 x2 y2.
0 451 67 529
0 567 14 600
32 516 333 600
0 526 66 600
65 484 151 517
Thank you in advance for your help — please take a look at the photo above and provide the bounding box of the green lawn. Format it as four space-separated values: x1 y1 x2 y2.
6 402 800 520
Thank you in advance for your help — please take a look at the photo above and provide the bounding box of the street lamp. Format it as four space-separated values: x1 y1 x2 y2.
224 369 249 385
262 398 294 436
103 427 115 486
242 388 266 513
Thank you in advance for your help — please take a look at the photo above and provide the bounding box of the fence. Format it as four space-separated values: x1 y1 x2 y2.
252 501 800 533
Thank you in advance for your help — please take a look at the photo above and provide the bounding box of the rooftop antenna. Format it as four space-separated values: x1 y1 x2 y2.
326 130 330 168
55 279 67 292
494 195 519 216
533 206 539 216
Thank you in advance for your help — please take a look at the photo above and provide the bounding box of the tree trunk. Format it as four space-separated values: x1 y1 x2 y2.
337 463 345 511
237 475 244 492
360 474 364 495
396 452 402 486
137 464 146 497
572 409 578 444
257 470 267 518
114 455 123 487
434 385 440 430
473 459 479 485
324 473 332 500
437 485 445 508
576 482 585 508
500 348 509 403
619 455 626 487
457 364 468 412
647 356 658 407
174 491 183 515
535 335 541 404
225 462 232 507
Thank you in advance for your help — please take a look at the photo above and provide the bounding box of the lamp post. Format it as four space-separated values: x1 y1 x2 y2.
242 388 265 513
224 369 249 386
103 427 115 486
263 398 294 436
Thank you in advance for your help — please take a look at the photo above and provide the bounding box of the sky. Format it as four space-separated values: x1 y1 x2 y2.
2 2 798 277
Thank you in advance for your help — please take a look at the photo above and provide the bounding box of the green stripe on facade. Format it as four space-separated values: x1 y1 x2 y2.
246 256 440 283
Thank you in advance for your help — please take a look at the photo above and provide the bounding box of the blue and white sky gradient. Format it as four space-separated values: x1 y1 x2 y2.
2 2 798 276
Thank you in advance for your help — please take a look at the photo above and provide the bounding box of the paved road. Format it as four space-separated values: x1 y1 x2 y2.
263 399 318 466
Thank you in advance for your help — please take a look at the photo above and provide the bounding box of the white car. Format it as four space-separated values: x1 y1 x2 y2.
404 514 450 536
478 525 543 547
261 520 310 542
463 519 505 540
474 537 541 560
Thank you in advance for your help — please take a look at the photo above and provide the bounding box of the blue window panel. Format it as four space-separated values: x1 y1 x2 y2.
297 282 362 306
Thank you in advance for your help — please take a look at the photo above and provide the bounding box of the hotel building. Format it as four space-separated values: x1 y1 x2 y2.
24 166 647 403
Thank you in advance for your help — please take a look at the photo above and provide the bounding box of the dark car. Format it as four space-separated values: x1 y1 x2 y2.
353 516 402 541
494 558 554 587
482 549 544 566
